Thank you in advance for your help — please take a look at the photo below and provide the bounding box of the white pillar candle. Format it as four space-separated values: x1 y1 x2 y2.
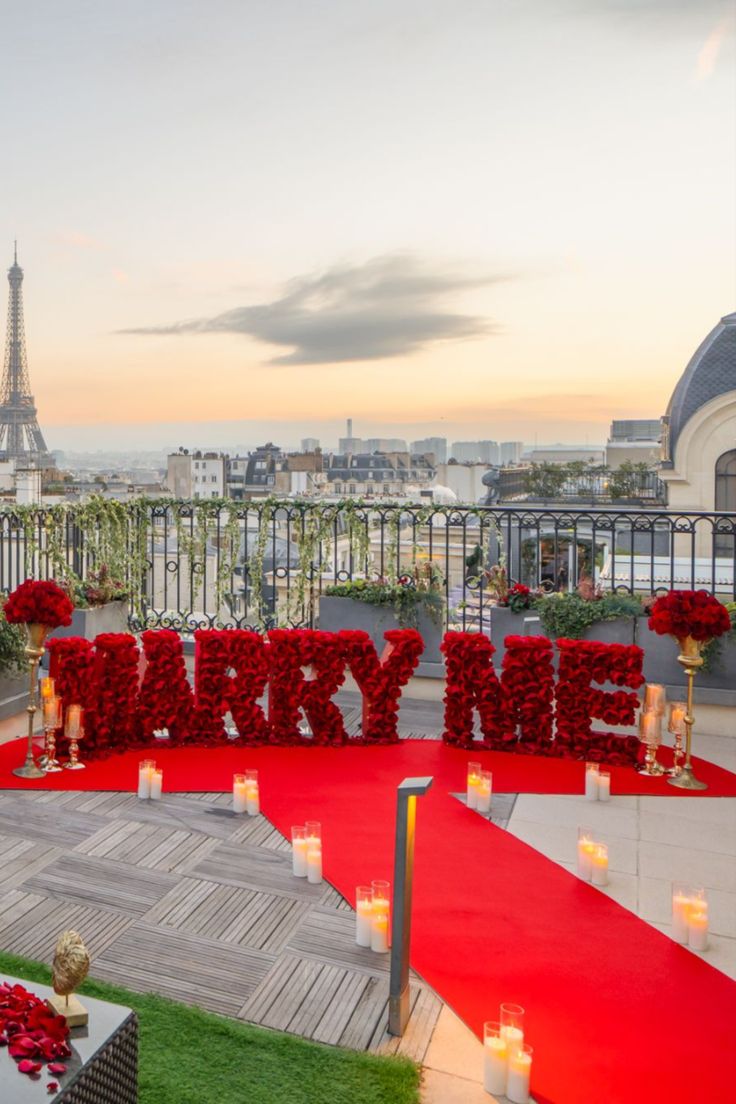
371 910 389 953
476 771 492 814
137 763 153 799
500 1024 524 1058
307 847 323 884
644 683 666 715
233 777 248 814
356 895 373 947
597 771 611 802
591 844 609 887
292 829 308 877
506 1048 533 1104
688 908 709 951
585 762 600 801
671 892 692 944
246 784 260 816
576 834 596 881
483 1035 508 1095
467 762 481 810
149 769 163 800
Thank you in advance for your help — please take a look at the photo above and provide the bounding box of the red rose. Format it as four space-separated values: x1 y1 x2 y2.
4 579 73 628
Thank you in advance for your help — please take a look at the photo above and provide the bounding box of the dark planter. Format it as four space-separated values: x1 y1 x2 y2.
636 621 736 693
51 600 130 642
318 595 443 664
0 671 30 721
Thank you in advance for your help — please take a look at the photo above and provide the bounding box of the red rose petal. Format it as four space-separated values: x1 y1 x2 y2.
17 1058 42 1074
47 1062 67 1074
47 1082 59 1094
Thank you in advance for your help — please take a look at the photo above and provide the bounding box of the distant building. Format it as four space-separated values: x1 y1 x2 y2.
166 450 227 498
605 419 660 469
524 446 605 465
434 462 490 503
300 437 320 452
339 436 407 454
500 441 524 465
411 437 447 464
325 451 434 497
450 440 499 464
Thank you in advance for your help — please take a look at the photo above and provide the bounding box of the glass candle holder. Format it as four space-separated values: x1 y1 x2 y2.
499 1002 525 1057
467 761 481 810
668 702 687 735
688 900 709 952
643 683 666 715
42 694 62 772
371 880 391 953
150 768 163 800
483 1021 508 1096
507 1043 533 1104
576 826 597 880
137 759 156 800
584 761 599 800
476 770 493 814
306 839 323 884
305 820 321 846
64 705 85 770
355 886 373 947
639 709 662 744
233 773 248 814
597 769 611 802
591 843 609 886
43 694 60 729
671 883 705 944
291 826 308 877
39 676 55 701
244 770 260 816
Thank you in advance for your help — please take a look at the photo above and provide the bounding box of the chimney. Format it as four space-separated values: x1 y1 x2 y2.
347 418 353 438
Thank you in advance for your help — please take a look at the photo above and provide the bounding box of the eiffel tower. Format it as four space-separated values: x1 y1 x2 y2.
0 244 50 464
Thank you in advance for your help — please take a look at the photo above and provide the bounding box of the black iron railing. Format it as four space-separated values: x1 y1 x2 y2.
0 499 733 636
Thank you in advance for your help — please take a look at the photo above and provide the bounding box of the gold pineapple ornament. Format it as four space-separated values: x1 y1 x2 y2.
48 930 90 1026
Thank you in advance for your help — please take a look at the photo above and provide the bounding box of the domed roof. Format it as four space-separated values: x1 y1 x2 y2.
665 311 736 463
432 484 457 504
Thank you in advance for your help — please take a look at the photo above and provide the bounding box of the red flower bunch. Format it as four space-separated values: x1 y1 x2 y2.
648 589 731 642
138 629 195 745
554 639 642 765
85 633 142 757
194 629 270 745
0 979 71 1081
341 629 424 743
440 632 504 749
47 637 95 726
268 629 347 745
501 583 534 613
502 636 555 755
4 579 73 628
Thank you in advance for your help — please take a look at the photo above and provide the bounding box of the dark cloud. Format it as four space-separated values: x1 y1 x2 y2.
121 254 509 365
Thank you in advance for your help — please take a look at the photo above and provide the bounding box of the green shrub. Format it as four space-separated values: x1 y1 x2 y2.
534 592 644 639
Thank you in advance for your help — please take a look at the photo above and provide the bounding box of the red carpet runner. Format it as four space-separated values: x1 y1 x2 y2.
3 739 736 1102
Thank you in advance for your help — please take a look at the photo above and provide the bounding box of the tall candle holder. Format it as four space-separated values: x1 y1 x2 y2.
637 709 665 776
668 636 707 791
63 704 85 770
667 701 686 778
12 622 49 779
42 695 62 772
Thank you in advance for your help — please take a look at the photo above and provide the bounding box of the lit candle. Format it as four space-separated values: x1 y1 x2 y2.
292 826 308 877
476 770 492 814
43 695 60 729
639 710 662 745
688 905 709 952
500 1024 524 1058
483 1023 508 1096
149 768 163 800
305 820 321 849
39 676 55 700
668 703 687 735
671 884 693 944
597 770 611 802
506 1045 533 1104
65 704 82 740
585 761 599 801
137 759 155 800
591 844 609 887
467 761 481 810
371 909 389 953
644 683 666 715
233 774 248 814
577 828 596 881
244 770 260 816
355 886 373 947
307 846 323 884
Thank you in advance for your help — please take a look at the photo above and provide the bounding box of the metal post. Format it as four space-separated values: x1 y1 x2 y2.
388 775 433 1036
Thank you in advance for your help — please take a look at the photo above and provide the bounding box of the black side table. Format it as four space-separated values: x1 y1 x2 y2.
1 974 138 1104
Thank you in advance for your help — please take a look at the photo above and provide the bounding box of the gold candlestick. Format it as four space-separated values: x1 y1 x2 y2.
64 706 86 770
668 635 708 791
13 622 48 779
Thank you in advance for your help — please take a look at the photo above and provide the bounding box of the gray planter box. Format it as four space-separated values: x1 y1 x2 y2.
0 671 30 721
318 595 443 665
51 599 130 642
490 607 636 669
636 621 736 693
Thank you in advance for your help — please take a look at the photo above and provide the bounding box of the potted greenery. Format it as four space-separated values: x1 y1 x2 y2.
50 565 130 644
0 602 30 720
637 598 736 692
319 562 445 665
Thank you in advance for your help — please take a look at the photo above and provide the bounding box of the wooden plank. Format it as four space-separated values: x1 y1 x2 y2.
24 853 177 917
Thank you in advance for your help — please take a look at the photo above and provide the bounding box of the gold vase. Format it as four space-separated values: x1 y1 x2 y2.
668 634 708 791
13 622 50 779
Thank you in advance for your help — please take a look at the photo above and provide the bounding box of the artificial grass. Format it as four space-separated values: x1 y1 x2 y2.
0 949 420 1104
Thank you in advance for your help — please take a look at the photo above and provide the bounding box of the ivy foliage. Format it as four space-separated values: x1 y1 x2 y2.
534 592 644 639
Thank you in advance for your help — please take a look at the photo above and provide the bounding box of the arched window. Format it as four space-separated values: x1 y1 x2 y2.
715 450 736 558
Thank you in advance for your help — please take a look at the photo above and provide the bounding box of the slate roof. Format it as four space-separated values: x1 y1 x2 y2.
665 312 736 463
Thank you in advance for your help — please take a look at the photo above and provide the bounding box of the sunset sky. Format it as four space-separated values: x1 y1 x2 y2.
2 0 734 451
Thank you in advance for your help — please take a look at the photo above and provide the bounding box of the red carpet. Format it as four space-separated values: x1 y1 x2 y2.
3 738 736 1102
1 735 736 796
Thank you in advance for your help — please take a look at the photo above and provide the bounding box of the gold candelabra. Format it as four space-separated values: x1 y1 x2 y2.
668 635 708 791
12 623 48 779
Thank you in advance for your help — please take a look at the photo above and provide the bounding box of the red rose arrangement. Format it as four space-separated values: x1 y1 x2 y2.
500 583 535 613
0 979 71 1085
341 628 424 743
502 636 555 755
440 632 504 749
554 639 642 765
4 579 73 628
268 629 348 745
648 589 731 642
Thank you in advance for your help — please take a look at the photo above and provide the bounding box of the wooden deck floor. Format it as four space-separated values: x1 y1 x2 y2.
0 692 515 1061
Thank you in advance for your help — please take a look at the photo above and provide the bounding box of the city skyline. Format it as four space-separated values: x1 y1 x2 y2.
2 1 734 452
